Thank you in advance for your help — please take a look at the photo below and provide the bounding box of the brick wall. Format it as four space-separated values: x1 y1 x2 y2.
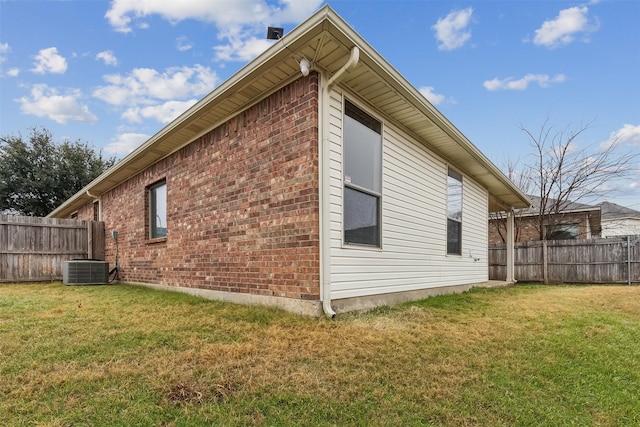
87 74 320 300
489 211 594 244
73 202 95 222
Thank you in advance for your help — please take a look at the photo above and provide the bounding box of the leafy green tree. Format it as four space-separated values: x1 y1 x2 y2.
0 127 116 216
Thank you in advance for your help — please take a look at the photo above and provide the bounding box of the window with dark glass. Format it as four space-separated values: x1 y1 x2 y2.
447 167 462 255
343 100 382 247
149 181 167 239
93 201 99 221
548 223 579 240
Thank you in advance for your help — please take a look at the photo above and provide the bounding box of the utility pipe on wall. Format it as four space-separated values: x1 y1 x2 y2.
320 46 360 318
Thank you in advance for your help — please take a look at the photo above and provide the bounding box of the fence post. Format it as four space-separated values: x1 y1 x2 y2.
87 221 94 260
506 210 515 282
628 235 632 286
543 240 548 284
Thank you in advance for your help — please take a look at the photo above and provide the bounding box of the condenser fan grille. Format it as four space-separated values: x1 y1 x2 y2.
63 260 109 285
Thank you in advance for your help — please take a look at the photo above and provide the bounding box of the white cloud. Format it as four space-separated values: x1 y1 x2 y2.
31 47 67 74
176 36 193 52
483 74 566 91
105 0 320 32
418 86 455 106
105 0 322 62
600 124 640 149
104 132 149 155
93 65 218 106
533 6 599 48
96 50 118 66
0 43 16 77
122 99 198 123
17 84 97 124
214 33 273 62
0 42 9 63
432 7 473 51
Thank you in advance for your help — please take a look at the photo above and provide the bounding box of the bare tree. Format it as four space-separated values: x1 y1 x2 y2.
491 118 639 242
490 157 532 243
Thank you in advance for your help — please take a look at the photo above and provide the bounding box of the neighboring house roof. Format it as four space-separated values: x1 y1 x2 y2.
513 195 601 218
598 201 640 221
48 5 530 218
490 195 603 240
489 195 600 220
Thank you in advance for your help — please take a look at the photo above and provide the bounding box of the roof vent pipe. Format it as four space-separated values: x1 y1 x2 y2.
321 46 360 319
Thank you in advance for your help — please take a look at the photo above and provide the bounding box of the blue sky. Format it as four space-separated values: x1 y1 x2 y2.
1 0 639 208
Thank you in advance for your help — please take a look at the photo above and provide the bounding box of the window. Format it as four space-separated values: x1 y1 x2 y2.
93 201 100 221
149 181 167 239
343 100 382 247
548 223 579 240
447 167 462 255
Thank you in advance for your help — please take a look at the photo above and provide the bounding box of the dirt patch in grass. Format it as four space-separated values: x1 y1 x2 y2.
163 378 236 406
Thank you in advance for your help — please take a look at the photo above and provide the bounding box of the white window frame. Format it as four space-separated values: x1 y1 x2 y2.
149 180 167 239
342 99 382 248
447 167 463 255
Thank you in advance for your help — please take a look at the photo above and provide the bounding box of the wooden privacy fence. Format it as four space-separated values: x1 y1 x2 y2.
0 215 105 283
489 236 640 284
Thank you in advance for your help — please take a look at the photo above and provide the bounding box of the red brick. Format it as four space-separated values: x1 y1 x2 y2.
75 74 321 301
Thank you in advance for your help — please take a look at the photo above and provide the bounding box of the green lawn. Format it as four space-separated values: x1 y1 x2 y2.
1 282 639 426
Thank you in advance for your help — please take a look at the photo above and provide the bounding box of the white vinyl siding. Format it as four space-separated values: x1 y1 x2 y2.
601 218 640 237
327 89 488 300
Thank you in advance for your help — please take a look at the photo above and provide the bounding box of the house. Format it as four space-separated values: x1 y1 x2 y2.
48 6 530 316
598 201 640 237
489 195 601 244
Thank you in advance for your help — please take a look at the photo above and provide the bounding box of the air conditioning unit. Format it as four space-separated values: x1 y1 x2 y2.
63 260 109 285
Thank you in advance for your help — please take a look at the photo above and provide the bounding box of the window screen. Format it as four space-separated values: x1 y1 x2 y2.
344 187 380 246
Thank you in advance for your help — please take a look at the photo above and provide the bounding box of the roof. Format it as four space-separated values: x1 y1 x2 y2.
48 5 530 218
598 201 640 221
513 195 601 218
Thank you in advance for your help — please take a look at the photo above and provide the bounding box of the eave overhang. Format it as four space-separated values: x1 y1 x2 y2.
48 5 529 218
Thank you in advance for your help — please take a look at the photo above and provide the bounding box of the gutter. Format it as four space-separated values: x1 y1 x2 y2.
86 190 101 221
86 190 100 200
320 46 360 318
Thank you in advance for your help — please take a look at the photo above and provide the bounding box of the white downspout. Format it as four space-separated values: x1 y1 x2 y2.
320 46 360 318
86 190 101 221
506 207 515 283
85 190 101 260
327 46 360 87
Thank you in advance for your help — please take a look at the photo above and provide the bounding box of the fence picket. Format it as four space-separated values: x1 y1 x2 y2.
489 236 640 284
0 215 105 283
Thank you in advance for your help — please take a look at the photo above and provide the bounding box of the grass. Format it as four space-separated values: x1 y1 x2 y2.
1 283 639 426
